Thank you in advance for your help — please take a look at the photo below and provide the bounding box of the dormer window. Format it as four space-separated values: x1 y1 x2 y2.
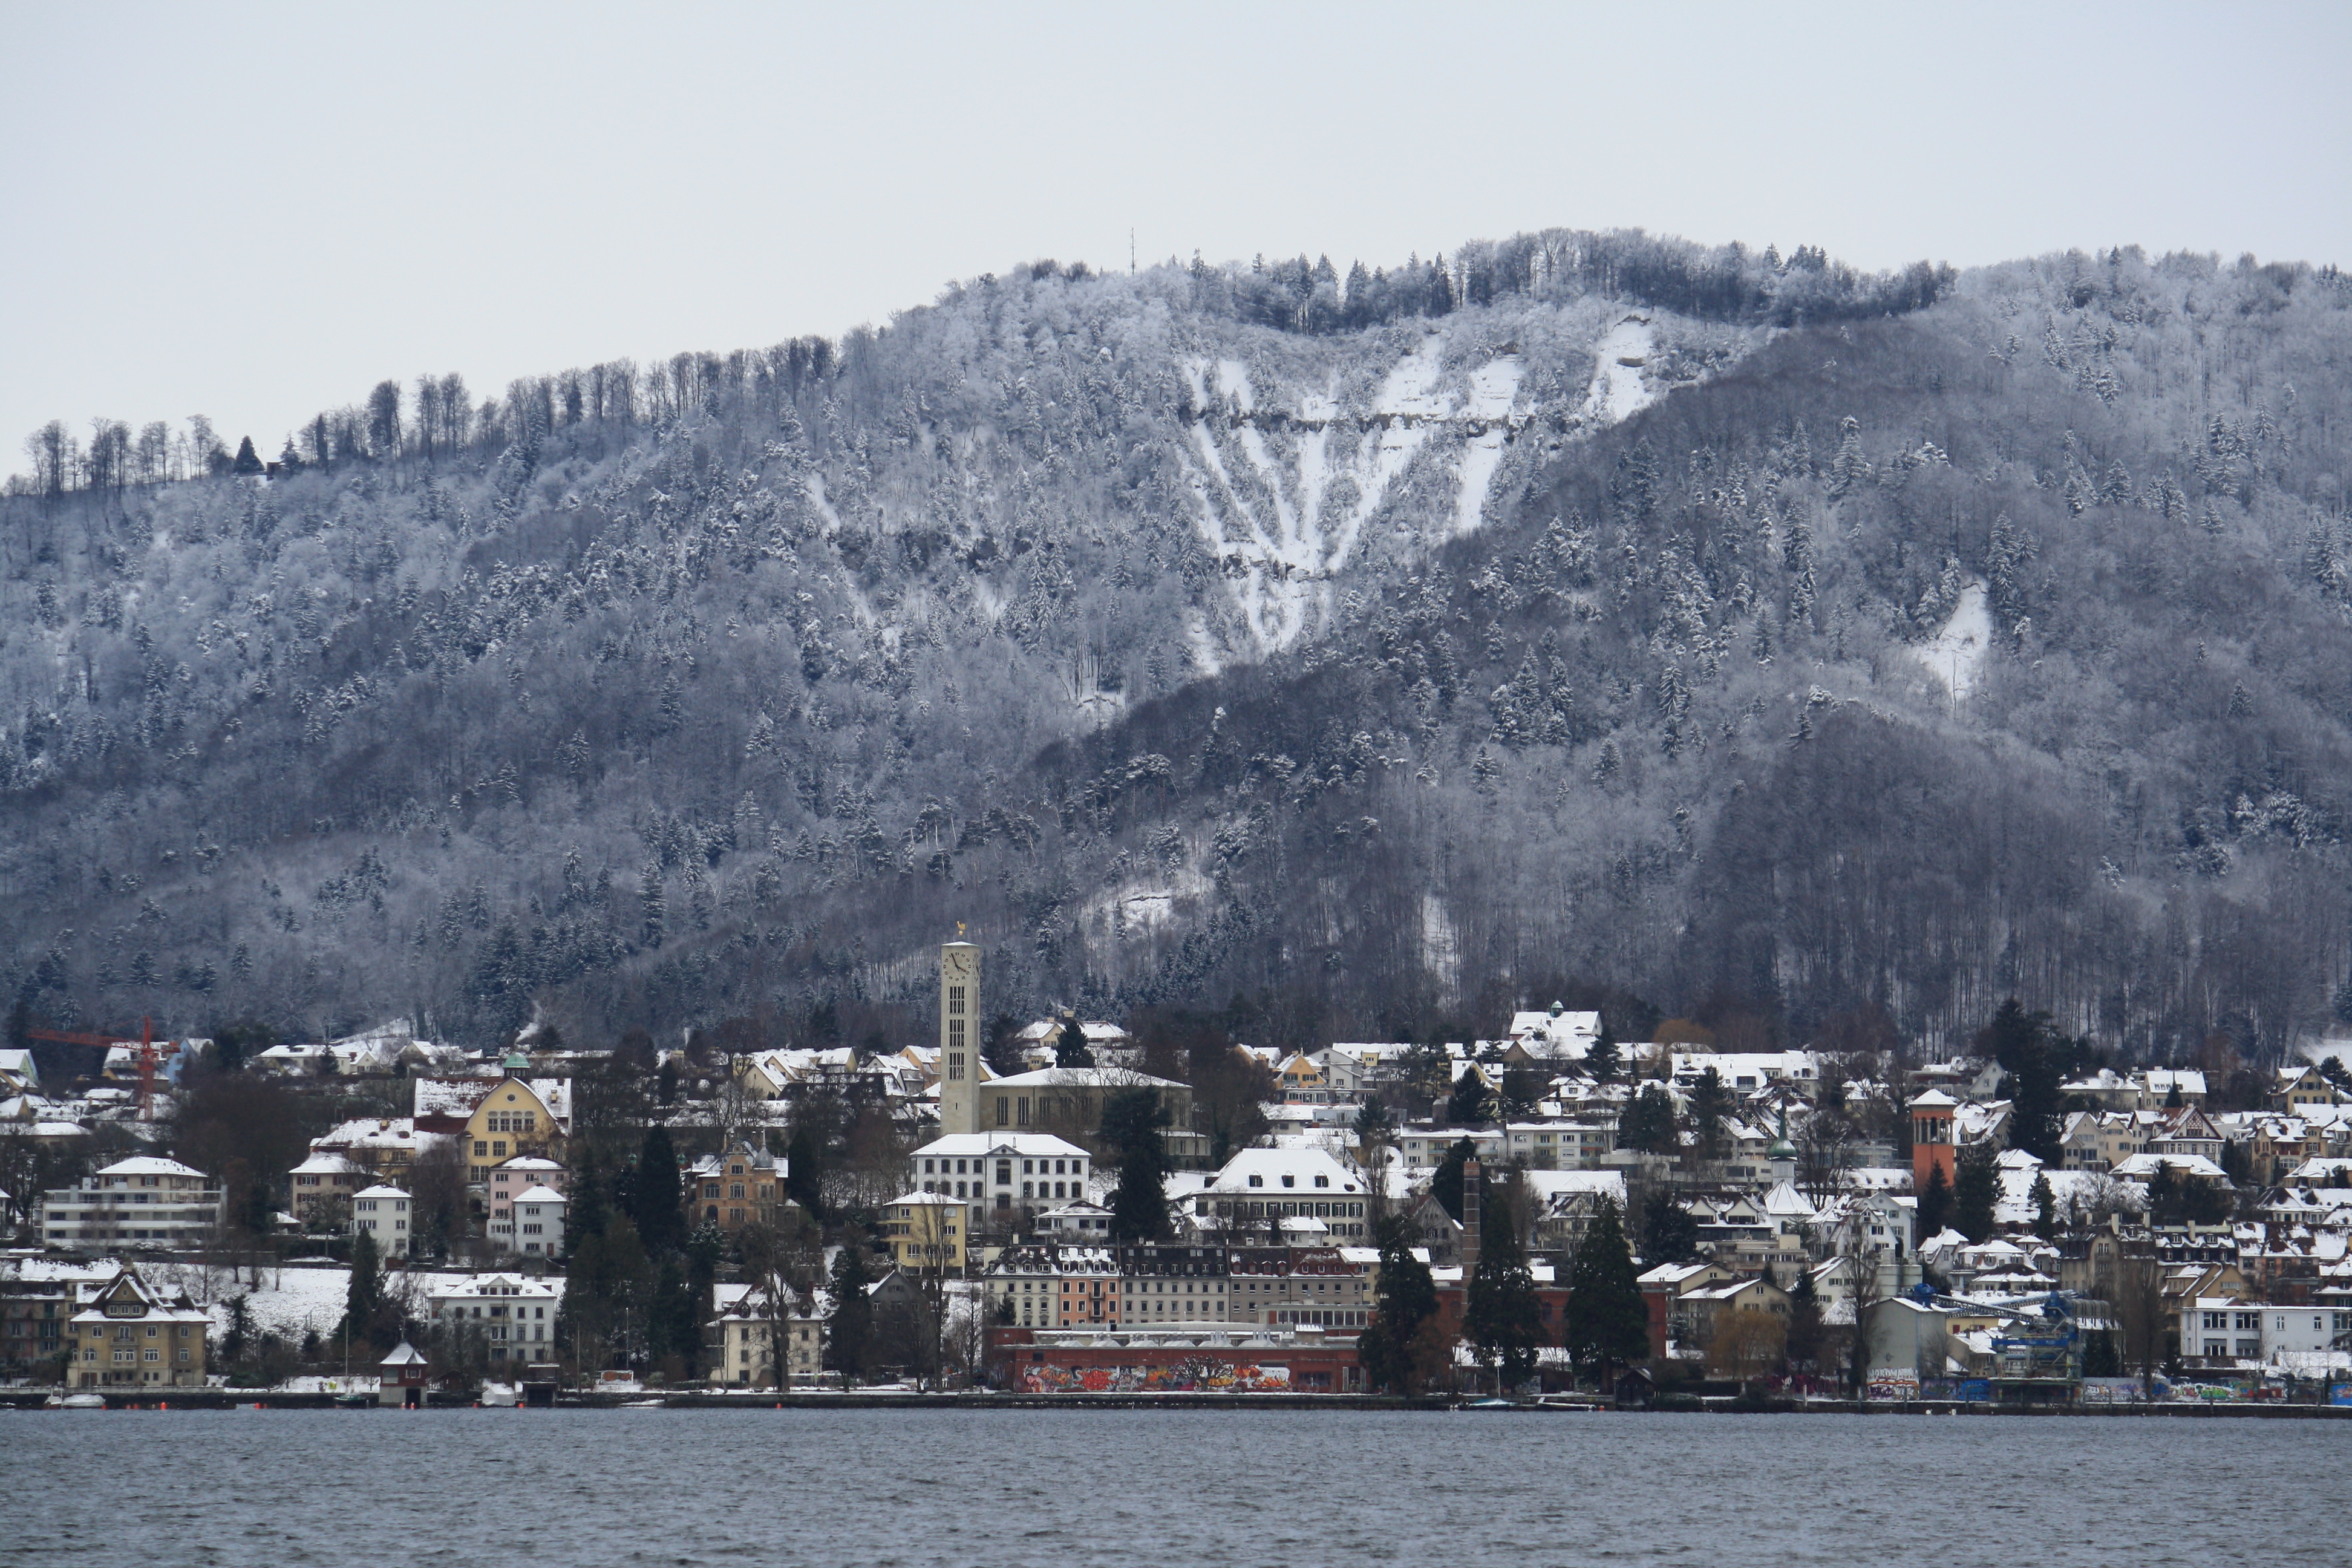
1313 1175 1329 1188
1281 1175 1295 1188
1247 1175 1263 1188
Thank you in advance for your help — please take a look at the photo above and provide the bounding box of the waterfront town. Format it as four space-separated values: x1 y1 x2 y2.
5 944 2351 1409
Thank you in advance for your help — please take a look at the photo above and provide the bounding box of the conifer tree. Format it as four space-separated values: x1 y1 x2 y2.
1917 1161 1953 1241
1561 1197 1647 1388
630 1124 684 1256
1953 1143 1999 1243
1462 1175 1541 1392
340 1229 383 1351
1102 1086 1170 1243
825 1241 875 1385
1358 1216 1440 1394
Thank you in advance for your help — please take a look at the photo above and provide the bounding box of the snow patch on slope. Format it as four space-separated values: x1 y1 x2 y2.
1915 583 1993 699
1584 316 1654 424
1179 342 1527 650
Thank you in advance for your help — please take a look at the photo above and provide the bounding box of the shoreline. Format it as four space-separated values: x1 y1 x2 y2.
7 1389 2348 1417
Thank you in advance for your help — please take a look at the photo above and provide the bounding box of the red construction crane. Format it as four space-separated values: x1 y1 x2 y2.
24 1016 162 1116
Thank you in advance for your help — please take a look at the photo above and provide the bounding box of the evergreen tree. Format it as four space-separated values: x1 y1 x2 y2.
785 1126 824 1219
229 435 264 475
1618 1083 1679 1154
1688 1067 1733 1160
825 1242 875 1384
1053 1015 1094 1068
1357 1216 1440 1394
1462 1177 1542 1392
1639 1194 1699 1264
1561 1197 1647 1387
1102 1086 1171 1243
1918 1161 1953 1241
1498 1063 1547 1119
1584 1020 1622 1083
339 1229 384 1353
629 1124 684 1257
1446 1067 1494 1126
1430 1137 1475 1223
1783 1265 1826 1374
1953 1143 1999 1243
2030 1171 2057 1240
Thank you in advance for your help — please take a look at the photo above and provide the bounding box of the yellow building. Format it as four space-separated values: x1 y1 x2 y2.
457 1077 566 1183
883 1191 979 1274
68 1267 210 1389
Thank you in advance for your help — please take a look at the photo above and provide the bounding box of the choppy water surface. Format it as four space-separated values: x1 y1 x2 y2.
4 1407 2339 1566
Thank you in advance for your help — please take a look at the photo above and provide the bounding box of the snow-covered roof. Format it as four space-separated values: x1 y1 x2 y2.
513 1185 566 1204
97 1156 205 1178
1205 1145 1362 1195
1909 1089 1958 1108
430 1273 562 1302
2112 1152 2228 1180
912 1132 1089 1160
353 1184 409 1201
290 1152 366 1175
982 1066 1188 1091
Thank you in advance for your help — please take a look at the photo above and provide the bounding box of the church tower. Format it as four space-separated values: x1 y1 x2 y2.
939 939 981 1136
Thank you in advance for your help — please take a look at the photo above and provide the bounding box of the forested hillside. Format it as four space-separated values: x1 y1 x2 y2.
5 232 2347 1062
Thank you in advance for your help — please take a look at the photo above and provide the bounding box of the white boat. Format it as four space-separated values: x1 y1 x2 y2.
55 1393 106 1410
479 1382 519 1407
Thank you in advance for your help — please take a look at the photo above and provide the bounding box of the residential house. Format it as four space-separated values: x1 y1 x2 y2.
486 1155 567 1240
287 1152 369 1225
430 1273 561 1365
1501 1120 1617 1171
1506 1005 1602 1060
0 1048 39 1094
351 1184 411 1258
67 1267 209 1388
2180 1296 2265 1364
2261 1302 2352 1361
685 1143 787 1234
308 1117 434 1177
710 1285 826 1386
37 1157 223 1251
2271 1066 2344 1114
1033 1200 1113 1238
509 1186 566 1258
882 1191 978 1274
1636 1261 1737 1359
1190 1146 1370 1243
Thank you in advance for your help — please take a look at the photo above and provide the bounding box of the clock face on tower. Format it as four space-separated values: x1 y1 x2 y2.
944 949 973 979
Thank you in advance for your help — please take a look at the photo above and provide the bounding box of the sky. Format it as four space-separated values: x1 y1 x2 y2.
3 1 2348 461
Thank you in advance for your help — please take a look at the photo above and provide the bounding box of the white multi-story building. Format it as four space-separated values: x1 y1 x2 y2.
351 1184 412 1258
509 1186 566 1257
909 1132 1092 1215
429 1273 561 1365
37 1157 223 1251
2261 1303 2352 1360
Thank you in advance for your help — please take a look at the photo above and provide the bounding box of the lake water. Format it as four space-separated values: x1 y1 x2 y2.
4 1407 2341 1566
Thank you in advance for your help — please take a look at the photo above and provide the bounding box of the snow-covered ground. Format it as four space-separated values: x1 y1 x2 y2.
137 1261 541 1343
1584 316 1655 423
1915 583 1993 699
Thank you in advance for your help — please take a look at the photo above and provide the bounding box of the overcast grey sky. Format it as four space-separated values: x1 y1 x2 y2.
4 1 2347 459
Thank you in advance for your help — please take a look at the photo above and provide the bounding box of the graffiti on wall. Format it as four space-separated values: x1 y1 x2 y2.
1021 1359 1293 1393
